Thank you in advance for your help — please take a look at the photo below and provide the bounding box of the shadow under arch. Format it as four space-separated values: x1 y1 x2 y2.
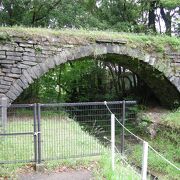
6 44 180 108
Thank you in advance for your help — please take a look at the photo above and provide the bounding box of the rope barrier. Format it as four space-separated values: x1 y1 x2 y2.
104 101 180 172
103 136 141 177
104 101 144 142
148 145 180 171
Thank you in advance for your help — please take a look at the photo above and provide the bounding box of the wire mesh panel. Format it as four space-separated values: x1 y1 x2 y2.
0 105 3 133
105 102 144 178
39 101 136 161
0 104 36 164
0 101 137 164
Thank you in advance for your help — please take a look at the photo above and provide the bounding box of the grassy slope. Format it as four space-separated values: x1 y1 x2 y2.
128 109 180 180
161 108 180 128
0 26 180 53
0 114 140 179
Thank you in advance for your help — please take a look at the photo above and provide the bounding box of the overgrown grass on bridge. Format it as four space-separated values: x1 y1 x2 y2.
0 26 179 52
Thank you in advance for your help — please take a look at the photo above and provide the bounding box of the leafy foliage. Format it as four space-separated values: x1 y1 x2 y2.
0 0 179 35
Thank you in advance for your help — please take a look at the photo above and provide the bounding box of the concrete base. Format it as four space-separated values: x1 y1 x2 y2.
34 163 45 172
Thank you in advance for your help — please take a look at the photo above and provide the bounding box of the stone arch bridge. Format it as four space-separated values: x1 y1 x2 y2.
0 28 179 107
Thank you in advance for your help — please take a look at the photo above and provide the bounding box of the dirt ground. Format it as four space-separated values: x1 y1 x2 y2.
18 169 93 180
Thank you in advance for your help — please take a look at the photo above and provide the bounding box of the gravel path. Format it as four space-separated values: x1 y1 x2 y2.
18 170 93 180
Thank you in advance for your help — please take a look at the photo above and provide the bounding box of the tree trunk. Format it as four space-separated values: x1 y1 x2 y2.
148 1 156 32
160 7 172 36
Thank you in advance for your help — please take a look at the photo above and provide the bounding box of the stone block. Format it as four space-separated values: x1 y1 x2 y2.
0 84 10 89
0 55 6 59
7 56 21 61
17 79 26 89
13 83 23 93
23 55 36 61
27 67 38 79
0 51 5 55
94 44 107 56
0 89 8 93
39 63 48 74
22 61 37 66
149 57 156 65
11 68 21 74
9 86 20 96
6 91 16 100
6 52 22 56
0 45 15 51
46 59 55 69
1 64 13 68
22 70 34 84
4 77 14 82
15 47 24 52
19 43 33 48
1 80 11 86
6 73 21 78
24 48 35 53
20 75 30 88
23 52 36 57
17 63 31 69
32 64 44 77
2 68 11 73
0 60 15 64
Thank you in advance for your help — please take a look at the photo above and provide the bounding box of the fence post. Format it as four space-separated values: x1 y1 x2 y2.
142 141 148 180
33 103 37 164
111 113 115 171
37 103 41 164
0 97 8 133
35 103 44 172
121 100 125 154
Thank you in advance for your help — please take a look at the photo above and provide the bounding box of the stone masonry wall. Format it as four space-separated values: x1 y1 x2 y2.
0 35 179 106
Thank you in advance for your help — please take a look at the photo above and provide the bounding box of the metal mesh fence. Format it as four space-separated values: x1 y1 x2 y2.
0 105 2 132
0 101 137 164
0 104 35 164
39 101 136 161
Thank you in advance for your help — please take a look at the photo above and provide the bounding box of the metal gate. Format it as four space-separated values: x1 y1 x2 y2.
0 103 38 164
0 100 136 164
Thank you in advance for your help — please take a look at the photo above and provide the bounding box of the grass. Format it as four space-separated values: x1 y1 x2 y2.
0 26 179 52
161 108 180 128
0 114 106 177
0 113 141 179
1 108 179 179
128 108 180 179
94 153 141 180
125 126 180 180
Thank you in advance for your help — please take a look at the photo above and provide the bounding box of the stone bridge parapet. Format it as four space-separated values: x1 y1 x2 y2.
0 34 179 107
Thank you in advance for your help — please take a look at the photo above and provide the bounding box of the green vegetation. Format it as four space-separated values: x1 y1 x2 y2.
127 109 180 180
126 132 180 180
94 153 141 180
0 115 105 177
161 108 180 128
0 0 179 36
0 26 180 52
0 113 142 179
0 0 179 179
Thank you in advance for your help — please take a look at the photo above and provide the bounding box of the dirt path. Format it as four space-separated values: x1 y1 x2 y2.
18 169 93 180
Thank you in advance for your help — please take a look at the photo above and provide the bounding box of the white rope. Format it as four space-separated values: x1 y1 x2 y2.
104 101 144 142
104 101 180 172
148 145 180 171
103 136 141 177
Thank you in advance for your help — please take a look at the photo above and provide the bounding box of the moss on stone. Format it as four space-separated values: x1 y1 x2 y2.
0 26 179 53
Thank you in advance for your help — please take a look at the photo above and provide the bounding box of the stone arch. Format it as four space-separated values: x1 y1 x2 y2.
3 43 180 107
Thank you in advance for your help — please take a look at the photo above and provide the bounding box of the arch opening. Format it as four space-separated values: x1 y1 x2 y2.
4 44 180 108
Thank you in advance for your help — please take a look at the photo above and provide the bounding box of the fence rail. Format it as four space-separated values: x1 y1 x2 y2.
0 100 137 165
